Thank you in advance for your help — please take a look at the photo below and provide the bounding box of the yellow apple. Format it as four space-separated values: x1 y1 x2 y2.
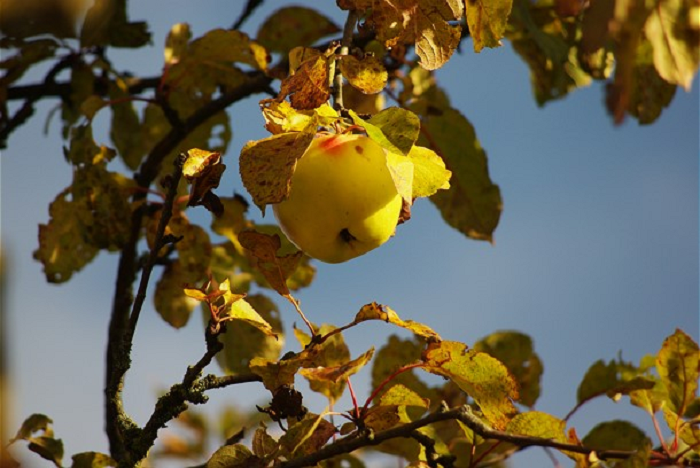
273 133 402 263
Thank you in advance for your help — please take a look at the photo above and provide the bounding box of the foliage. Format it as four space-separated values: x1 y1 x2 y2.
1 0 698 467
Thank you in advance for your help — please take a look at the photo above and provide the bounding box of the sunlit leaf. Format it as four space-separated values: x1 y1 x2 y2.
10 414 63 467
238 230 304 297
165 23 191 65
338 0 463 70
506 411 566 441
339 54 388 94
277 46 336 110
406 145 451 199
656 329 699 415
257 6 340 54
421 341 518 429
213 294 284 374
261 102 340 135
354 302 441 341
299 347 374 400
474 331 543 408
379 383 430 408
350 107 421 156
239 132 315 211
466 0 513 52
645 0 700 90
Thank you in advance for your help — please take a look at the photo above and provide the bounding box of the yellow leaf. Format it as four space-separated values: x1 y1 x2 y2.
278 50 335 110
406 145 451 199
238 230 304 297
224 297 277 338
421 341 518 429
466 0 513 52
339 54 388 94
164 23 191 65
183 148 221 179
299 348 374 399
354 302 441 341
239 132 315 211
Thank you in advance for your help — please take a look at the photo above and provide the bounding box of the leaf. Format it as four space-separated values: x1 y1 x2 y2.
575 359 656 411
474 331 543 407
183 149 226 211
154 261 199 329
206 444 261 468
656 329 699 415
339 54 388 94
252 425 279 460
164 23 191 65
238 230 304 297
70 452 116 468
295 324 352 401
186 29 268 71
0 2 83 39
11 414 63 467
582 420 649 451
419 104 502 242
278 47 335 110
340 0 463 70
108 80 144 170
279 413 336 458
354 302 441 341
379 383 431 408
372 335 436 403
261 102 340 135
256 6 340 54
225 297 276 337
80 0 150 48
212 294 284 374
420 341 518 429
239 132 315 211
644 0 700 90
627 39 677 125
406 145 451 199
506 411 566 441
350 108 421 156
168 212 212 282
299 347 375 399
80 95 107 120
34 188 99 283
386 151 415 205
466 0 513 52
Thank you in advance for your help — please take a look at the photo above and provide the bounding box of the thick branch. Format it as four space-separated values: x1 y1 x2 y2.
280 406 650 468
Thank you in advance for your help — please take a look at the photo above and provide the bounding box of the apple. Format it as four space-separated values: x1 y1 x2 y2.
273 133 402 263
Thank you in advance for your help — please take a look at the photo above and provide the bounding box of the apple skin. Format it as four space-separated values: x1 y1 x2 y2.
273 133 402 263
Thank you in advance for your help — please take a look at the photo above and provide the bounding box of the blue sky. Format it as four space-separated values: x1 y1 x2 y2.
2 1 698 466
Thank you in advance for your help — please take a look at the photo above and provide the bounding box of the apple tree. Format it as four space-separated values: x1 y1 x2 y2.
2 0 699 467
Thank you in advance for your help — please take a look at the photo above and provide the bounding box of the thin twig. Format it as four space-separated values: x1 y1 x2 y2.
332 9 358 111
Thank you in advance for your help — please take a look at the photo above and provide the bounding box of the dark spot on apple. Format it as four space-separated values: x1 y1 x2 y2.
355 145 363 154
339 228 357 244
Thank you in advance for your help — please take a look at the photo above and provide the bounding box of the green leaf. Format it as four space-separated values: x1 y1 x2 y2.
506 411 566 441
34 188 99 283
168 212 212 283
71 452 116 468
627 39 677 124
80 0 150 48
420 341 518 429
582 420 649 451
576 359 656 410
419 105 502 242
474 331 543 407
466 0 513 52
645 0 700 90
154 261 198 329
79 95 107 120
350 108 421 156
279 414 336 458
240 132 315 211
107 81 144 170
354 302 441 341
372 335 436 403
213 294 284 375
225 297 276 337
256 6 340 54
206 444 260 468
252 425 279 460
656 329 699 415
379 383 430 408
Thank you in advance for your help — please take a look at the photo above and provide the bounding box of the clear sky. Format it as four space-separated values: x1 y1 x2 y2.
2 1 698 467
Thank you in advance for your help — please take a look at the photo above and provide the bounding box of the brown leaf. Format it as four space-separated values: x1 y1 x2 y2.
238 230 303 296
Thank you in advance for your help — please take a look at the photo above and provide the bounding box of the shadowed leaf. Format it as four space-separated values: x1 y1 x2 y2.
340 55 388 94
239 230 304 297
466 0 513 52
257 6 340 54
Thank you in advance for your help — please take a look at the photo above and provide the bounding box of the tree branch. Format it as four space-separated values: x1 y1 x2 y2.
332 9 358 111
279 405 660 468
